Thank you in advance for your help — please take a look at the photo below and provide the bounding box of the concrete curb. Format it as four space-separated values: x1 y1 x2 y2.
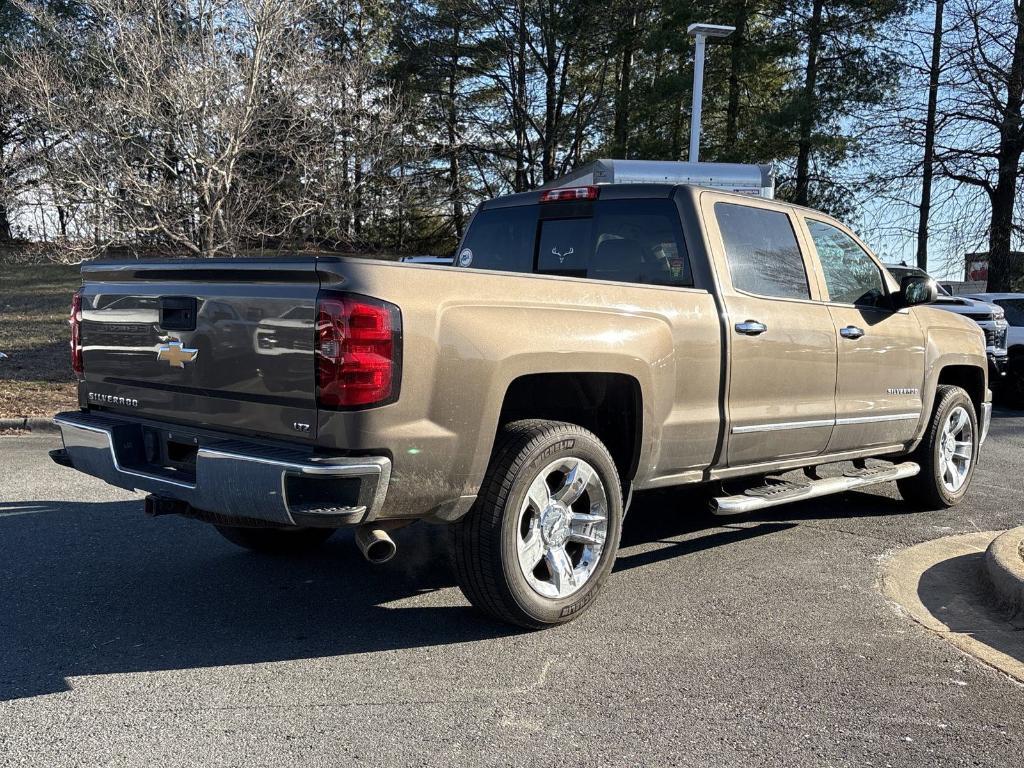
985 526 1024 618
880 531 1024 683
0 417 59 433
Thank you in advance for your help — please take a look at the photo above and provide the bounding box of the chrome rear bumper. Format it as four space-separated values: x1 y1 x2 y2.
53 411 391 526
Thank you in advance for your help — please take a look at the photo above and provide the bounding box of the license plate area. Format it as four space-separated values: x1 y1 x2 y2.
138 425 199 482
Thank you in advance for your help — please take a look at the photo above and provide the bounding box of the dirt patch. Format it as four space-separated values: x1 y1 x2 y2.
0 264 81 419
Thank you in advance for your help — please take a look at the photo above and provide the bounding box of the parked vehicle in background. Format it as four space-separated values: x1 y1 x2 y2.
541 159 776 198
53 185 991 629
884 265 1009 385
965 293 1024 407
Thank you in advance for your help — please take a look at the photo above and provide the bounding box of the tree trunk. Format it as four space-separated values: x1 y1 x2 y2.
340 84 351 240
725 0 749 154
0 131 10 240
794 0 824 206
985 1 1024 292
340 141 351 240
353 81 364 239
396 163 406 251
988 174 1019 292
916 0 944 271
513 2 529 192
0 201 11 241
541 40 558 182
447 22 464 238
353 159 363 239
612 9 638 157
670 51 688 160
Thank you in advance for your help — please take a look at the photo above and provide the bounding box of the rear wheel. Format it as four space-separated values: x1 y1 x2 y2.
897 385 979 509
214 525 335 554
451 420 623 628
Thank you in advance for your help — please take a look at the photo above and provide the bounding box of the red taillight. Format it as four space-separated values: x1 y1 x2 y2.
539 186 599 202
316 292 401 408
70 290 83 377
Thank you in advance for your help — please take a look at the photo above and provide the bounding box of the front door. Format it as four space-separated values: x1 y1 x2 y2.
800 217 926 452
705 198 838 467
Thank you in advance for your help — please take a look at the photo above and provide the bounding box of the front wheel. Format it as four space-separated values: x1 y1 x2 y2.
451 420 624 628
214 525 336 554
897 385 979 509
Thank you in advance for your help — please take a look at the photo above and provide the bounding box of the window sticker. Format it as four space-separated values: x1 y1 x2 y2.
458 248 473 267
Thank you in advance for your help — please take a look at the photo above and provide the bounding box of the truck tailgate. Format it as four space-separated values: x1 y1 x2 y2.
79 259 319 441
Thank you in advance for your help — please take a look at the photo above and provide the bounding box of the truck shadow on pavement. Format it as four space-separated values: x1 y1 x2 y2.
0 487 913 701
0 499 502 701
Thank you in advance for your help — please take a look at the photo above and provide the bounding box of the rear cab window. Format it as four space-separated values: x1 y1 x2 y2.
459 197 692 288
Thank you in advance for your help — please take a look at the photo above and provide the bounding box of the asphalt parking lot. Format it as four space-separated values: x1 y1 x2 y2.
2 413 1023 767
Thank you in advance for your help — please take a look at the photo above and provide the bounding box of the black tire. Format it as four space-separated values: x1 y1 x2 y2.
214 525 335 554
451 419 624 629
897 385 979 509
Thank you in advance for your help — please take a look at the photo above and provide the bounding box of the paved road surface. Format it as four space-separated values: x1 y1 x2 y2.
2 412 1023 766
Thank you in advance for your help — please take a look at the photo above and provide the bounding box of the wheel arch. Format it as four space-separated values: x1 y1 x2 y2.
496 372 643 490
936 363 986 422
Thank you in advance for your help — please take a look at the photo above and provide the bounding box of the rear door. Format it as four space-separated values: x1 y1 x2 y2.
702 196 838 467
799 216 926 451
80 259 320 441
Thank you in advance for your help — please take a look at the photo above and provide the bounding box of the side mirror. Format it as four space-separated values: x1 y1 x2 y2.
899 275 938 307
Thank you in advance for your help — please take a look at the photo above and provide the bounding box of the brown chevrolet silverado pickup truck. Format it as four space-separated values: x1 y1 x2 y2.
52 184 992 628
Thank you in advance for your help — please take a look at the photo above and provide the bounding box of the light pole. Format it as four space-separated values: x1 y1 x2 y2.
687 23 735 163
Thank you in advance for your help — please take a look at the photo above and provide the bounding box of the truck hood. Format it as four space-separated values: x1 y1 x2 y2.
930 295 1000 320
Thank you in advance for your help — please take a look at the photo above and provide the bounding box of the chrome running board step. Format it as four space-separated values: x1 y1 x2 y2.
711 461 920 516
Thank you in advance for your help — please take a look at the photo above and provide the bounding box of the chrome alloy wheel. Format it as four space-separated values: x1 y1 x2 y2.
939 405 974 493
515 457 609 599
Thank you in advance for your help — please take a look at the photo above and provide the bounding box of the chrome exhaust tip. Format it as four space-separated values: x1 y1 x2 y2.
355 526 397 564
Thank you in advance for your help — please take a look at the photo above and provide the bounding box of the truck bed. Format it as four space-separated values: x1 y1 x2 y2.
74 254 723 521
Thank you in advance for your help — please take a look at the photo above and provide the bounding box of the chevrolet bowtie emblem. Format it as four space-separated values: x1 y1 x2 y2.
156 341 198 368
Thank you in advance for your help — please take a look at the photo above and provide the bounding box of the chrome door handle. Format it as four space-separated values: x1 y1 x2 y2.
840 325 865 339
735 320 768 336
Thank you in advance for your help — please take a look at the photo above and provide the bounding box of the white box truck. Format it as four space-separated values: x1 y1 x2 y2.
542 159 775 198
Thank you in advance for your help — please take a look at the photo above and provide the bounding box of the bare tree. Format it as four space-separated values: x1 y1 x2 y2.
916 0 945 270
5 0 415 259
936 0 1024 290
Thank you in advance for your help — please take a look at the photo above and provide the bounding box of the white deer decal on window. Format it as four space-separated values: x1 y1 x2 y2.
551 246 574 264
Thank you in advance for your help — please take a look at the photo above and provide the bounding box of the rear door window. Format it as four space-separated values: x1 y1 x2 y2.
715 203 810 300
459 205 538 273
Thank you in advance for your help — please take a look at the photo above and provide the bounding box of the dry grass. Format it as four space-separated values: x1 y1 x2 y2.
0 263 81 419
